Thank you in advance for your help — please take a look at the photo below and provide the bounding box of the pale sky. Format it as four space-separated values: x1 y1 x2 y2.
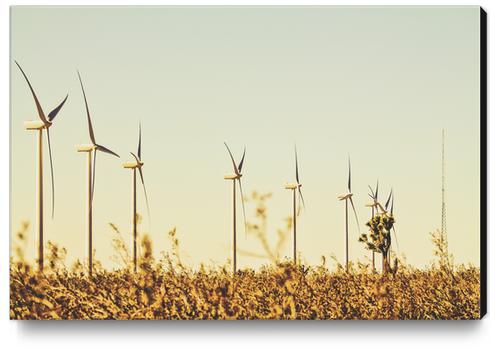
10 6 480 270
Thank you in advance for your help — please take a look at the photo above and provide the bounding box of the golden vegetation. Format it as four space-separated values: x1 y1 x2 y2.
9 259 481 319
10 193 480 320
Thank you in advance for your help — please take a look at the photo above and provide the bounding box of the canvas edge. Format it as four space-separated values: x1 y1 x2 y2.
479 6 487 320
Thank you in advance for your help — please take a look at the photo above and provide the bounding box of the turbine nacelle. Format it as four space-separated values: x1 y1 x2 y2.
338 192 353 201
285 182 300 190
76 144 97 153
224 173 241 180
370 201 387 213
123 161 143 169
24 120 50 130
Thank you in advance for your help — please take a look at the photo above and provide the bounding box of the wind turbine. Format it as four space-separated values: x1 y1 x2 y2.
123 123 150 273
16 61 68 271
284 146 305 265
76 71 119 276
338 157 360 273
366 181 382 272
383 189 398 263
368 182 388 214
224 142 246 274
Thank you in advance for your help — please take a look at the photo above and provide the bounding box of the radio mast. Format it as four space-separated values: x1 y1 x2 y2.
441 129 449 265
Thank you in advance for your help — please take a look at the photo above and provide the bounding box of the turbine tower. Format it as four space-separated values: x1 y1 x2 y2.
284 146 305 265
366 181 380 272
224 142 247 274
77 71 119 276
16 61 68 271
338 157 360 273
123 123 150 273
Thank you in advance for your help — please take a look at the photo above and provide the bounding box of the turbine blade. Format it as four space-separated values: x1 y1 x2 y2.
46 128 55 218
348 156 352 192
15 61 49 124
296 193 301 217
91 149 97 208
385 188 393 211
298 186 306 212
130 152 141 165
237 178 247 236
390 191 394 215
238 146 246 173
295 145 300 184
48 94 68 122
137 122 142 160
96 144 120 158
77 71 96 144
368 185 375 199
138 166 151 222
130 152 150 220
349 196 361 234
224 142 239 175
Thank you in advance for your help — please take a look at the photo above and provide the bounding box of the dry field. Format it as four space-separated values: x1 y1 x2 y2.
10 193 481 320
10 259 480 320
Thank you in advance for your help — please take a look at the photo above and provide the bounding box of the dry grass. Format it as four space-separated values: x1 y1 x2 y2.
10 193 481 320
9 259 480 320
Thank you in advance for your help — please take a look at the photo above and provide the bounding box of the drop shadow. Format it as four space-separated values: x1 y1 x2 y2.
15 319 484 338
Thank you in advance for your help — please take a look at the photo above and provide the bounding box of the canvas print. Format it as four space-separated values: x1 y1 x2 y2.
10 6 485 320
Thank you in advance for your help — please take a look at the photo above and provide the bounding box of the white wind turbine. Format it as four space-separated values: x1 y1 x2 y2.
76 71 119 276
366 184 396 268
366 181 382 272
224 142 247 274
16 61 68 271
382 189 398 263
367 182 388 214
338 157 360 273
123 123 150 273
284 146 305 265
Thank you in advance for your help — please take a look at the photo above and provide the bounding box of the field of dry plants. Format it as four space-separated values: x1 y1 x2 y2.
10 228 481 320
10 193 481 320
9 258 481 320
